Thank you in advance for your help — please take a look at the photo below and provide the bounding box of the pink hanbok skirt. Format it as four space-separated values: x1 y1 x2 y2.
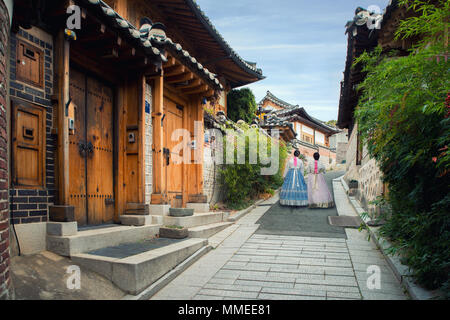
307 173 335 208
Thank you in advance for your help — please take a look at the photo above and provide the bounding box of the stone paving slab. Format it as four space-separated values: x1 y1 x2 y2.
151 173 409 300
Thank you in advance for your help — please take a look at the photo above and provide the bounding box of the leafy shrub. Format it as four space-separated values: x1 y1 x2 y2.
220 125 289 209
354 0 450 296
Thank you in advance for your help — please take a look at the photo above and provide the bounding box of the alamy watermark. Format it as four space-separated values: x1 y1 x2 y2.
66 265 81 290
171 122 281 176
366 265 381 290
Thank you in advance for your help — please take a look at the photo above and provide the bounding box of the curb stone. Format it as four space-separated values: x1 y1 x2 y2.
121 245 212 300
339 177 441 300
227 190 280 222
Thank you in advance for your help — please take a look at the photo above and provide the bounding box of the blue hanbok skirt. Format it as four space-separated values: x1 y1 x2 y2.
280 168 308 206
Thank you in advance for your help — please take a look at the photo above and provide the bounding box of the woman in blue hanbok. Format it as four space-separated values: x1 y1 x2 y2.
280 150 308 207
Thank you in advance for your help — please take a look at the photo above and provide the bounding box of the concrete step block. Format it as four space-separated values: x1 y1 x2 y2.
149 204 170 216
126 203 149 211
163 212 226 228
47 222 78 236
188 222 234 239
47 224 160 257
169 208 194 217
124 209 150 216
120 215 153 226
71 238 208 295
186 203 210 213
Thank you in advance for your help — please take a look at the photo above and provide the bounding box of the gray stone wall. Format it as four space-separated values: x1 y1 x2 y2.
344 122 384 215
203 144 222 205
144 83 152 204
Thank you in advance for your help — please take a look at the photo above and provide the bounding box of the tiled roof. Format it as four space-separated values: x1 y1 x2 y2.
259 91 298 109
84 0 168 62
164 37 223 90
268 106 338 134
185 0 264 78
84 0 222 90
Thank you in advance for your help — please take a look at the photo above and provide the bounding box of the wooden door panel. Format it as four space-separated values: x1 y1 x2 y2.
69 68 87 225
86 76 114 225
163 97 183 207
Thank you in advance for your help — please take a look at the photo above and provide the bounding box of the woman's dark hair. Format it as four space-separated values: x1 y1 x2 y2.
313 152 320 160
294 150 300 157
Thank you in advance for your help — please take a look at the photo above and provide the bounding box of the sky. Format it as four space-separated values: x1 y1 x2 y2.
195 0 390 122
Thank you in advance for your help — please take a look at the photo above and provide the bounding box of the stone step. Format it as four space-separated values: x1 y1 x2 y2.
124 209 150 216
163 212 229 228
169 208 194 217
71 238 208 295
126 203 149 211
47 224 160 257
188 222 234 239
120 215 153 226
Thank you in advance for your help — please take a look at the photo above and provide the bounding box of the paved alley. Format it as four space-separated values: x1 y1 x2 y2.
151 173 409 300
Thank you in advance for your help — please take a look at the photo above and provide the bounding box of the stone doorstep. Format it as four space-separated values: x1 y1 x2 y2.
186 203 210 213
71 238 208 295
149 204 170 216
163 212 229 228
46 224 160 257
47 222 78 237
188 222 234 239
169 208 194 217
120 215 154 226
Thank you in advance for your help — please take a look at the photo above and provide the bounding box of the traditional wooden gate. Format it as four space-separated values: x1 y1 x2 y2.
163 96 184 208
69 68 115 226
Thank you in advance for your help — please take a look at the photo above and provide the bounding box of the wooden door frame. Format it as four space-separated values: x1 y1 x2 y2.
67 63 117 225
163 85 188 207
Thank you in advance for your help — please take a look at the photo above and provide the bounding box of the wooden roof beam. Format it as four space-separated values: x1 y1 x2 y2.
177 79 201 89
165 72 194 84
164 64 186 77
164 56 176 68
183 85 208 95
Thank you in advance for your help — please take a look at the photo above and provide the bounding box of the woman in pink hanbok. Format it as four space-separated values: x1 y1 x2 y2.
307 152 334 208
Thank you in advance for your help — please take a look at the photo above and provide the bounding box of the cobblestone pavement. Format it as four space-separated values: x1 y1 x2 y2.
151 174 409 300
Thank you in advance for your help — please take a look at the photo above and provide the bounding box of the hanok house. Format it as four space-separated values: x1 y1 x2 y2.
4 0 262 295
258 91 339 169
337 1 416 213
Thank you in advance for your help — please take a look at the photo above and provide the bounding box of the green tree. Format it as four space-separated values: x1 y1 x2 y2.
226 88 257 123
326 120 337 127
354 0 450 296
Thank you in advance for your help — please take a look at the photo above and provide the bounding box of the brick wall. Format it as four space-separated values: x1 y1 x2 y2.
0 0 12 300
9 27 56 224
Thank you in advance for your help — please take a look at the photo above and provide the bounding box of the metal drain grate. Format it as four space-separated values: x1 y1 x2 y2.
328 216 363 228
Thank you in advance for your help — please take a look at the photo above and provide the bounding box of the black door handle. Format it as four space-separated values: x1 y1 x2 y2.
78 141 86 156
86 141 94 154
163 148 170 165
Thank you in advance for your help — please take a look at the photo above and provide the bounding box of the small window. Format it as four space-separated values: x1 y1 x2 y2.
16 40 44 88
12 100 46 188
